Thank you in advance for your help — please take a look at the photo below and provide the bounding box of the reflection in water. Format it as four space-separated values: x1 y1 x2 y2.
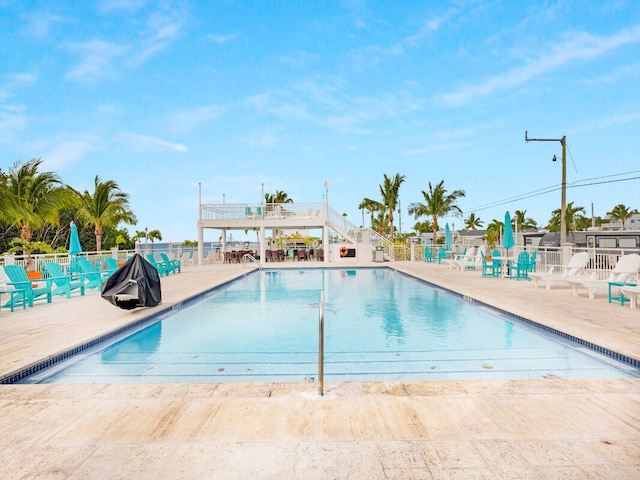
101 321 162 362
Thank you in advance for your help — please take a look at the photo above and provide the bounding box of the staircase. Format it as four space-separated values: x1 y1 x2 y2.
326 207 395 260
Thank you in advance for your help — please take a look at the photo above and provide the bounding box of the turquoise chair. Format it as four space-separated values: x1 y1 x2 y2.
3 265 52 307
77 258 109 290
43 262 85 298
529 250 537 273
161 253 181 274
482 249 502 278
146 254 170 277
509 251 531 281
104 257 120 275
424 247 434 263
437 247 447 264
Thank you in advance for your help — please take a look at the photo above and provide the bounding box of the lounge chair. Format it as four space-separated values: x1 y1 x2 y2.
161 253 181 273
0 266 27 311
565 253 640 300
43 262 85 298
444 247 477 271
104 257 120 276
146 254 170 277
3 265 52 307
529 252 590 290
77 257 110 290
620 285 640 308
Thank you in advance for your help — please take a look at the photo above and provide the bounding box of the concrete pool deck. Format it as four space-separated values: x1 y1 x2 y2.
0 261 638 479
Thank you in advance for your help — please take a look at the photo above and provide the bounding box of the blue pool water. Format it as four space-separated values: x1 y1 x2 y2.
24 268 637 384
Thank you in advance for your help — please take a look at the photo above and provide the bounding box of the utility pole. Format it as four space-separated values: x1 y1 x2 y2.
525 131 568 245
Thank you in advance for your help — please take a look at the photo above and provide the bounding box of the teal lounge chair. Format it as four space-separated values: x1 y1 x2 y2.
161 253 181 274
77 257 109 289
146 254 170 277
43 262 86 298
3 265 52 307
104 257 120 275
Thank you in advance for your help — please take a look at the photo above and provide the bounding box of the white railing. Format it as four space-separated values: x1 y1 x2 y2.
200 202 325 221
0 250 136 271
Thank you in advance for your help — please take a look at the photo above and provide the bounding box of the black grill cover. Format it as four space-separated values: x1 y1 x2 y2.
101 254 161 309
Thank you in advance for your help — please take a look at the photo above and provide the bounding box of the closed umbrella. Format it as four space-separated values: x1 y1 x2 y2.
445 223 452 251
503 212 514 256
69 222 82 271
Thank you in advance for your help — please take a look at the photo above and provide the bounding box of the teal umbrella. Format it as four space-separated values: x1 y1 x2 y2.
445 223 452 250
503 212 514 255
69 222 82 256
69 222 82 272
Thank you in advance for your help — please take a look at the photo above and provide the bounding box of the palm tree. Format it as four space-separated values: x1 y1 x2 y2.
378 173 405 239
75 176 137 251
607 204 638 230
1 158 77 243
408 179 466 244
264 190 293 204
513 209 538 230
464 213 483 230
484 218 503 250
359 198 384 229
147 229 162 252
550 202 586 244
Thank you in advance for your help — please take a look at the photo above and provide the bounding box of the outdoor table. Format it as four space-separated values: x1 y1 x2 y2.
608 281 638 306
0 289 26 312
492 256 516 277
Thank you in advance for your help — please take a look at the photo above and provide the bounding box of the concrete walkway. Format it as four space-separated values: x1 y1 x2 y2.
0 261 638 479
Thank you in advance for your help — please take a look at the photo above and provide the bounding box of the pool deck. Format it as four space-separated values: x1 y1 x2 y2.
0 261 638 479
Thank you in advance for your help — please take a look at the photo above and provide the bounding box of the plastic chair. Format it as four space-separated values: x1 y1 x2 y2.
3 265 52 307
43 262 85 298
509 251 531 281
437 247 447 264
146 254 170 277
77 257 109 289
161 253 181 274
424 247 434 263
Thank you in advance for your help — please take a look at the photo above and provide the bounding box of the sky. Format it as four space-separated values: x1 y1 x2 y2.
2 0 640 243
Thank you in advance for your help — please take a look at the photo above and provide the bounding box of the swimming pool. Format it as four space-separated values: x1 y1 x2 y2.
22 268 638 384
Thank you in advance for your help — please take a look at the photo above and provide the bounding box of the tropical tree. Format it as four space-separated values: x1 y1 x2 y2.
75 176 137 251
408 179 466 244
464 213 483 230
147 229 162 252
264 190 293 204
0 158 77 244
549 202 586 243
412 220 433 235
607 204 638 230
378 173 405 239
359 197 384 229
484 219 504 250
513 209 538 230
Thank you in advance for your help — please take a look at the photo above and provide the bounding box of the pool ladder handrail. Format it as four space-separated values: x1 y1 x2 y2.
241 253 261 270
318 290 324 396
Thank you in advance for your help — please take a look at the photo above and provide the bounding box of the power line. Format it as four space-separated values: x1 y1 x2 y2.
463 171 640 214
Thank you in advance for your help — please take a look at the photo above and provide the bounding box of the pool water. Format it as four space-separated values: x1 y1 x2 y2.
26 268 637 384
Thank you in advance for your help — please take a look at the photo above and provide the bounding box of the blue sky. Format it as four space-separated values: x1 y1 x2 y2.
2 0 639 242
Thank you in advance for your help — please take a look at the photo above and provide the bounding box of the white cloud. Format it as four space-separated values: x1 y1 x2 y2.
206 33 239 44
168 105 220 133
403 143 462 156
99 0 149 13
44 137 98 169
66 40 128 80
115 131 188 152
435 24 640 107
0 73 37 101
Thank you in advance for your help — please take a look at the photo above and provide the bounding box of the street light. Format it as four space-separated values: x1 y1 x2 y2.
525 131 568 245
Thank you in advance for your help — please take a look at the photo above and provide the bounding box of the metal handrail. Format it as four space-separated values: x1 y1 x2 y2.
318 290 324 396
241 253 261 269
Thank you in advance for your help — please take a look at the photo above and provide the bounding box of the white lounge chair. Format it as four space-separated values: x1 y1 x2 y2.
529 252 591 290
620 285 640 308
565 253 640 300
444 247 477 271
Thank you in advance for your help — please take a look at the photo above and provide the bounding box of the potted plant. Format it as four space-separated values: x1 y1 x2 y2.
483 230 497 259
8 239 53 275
